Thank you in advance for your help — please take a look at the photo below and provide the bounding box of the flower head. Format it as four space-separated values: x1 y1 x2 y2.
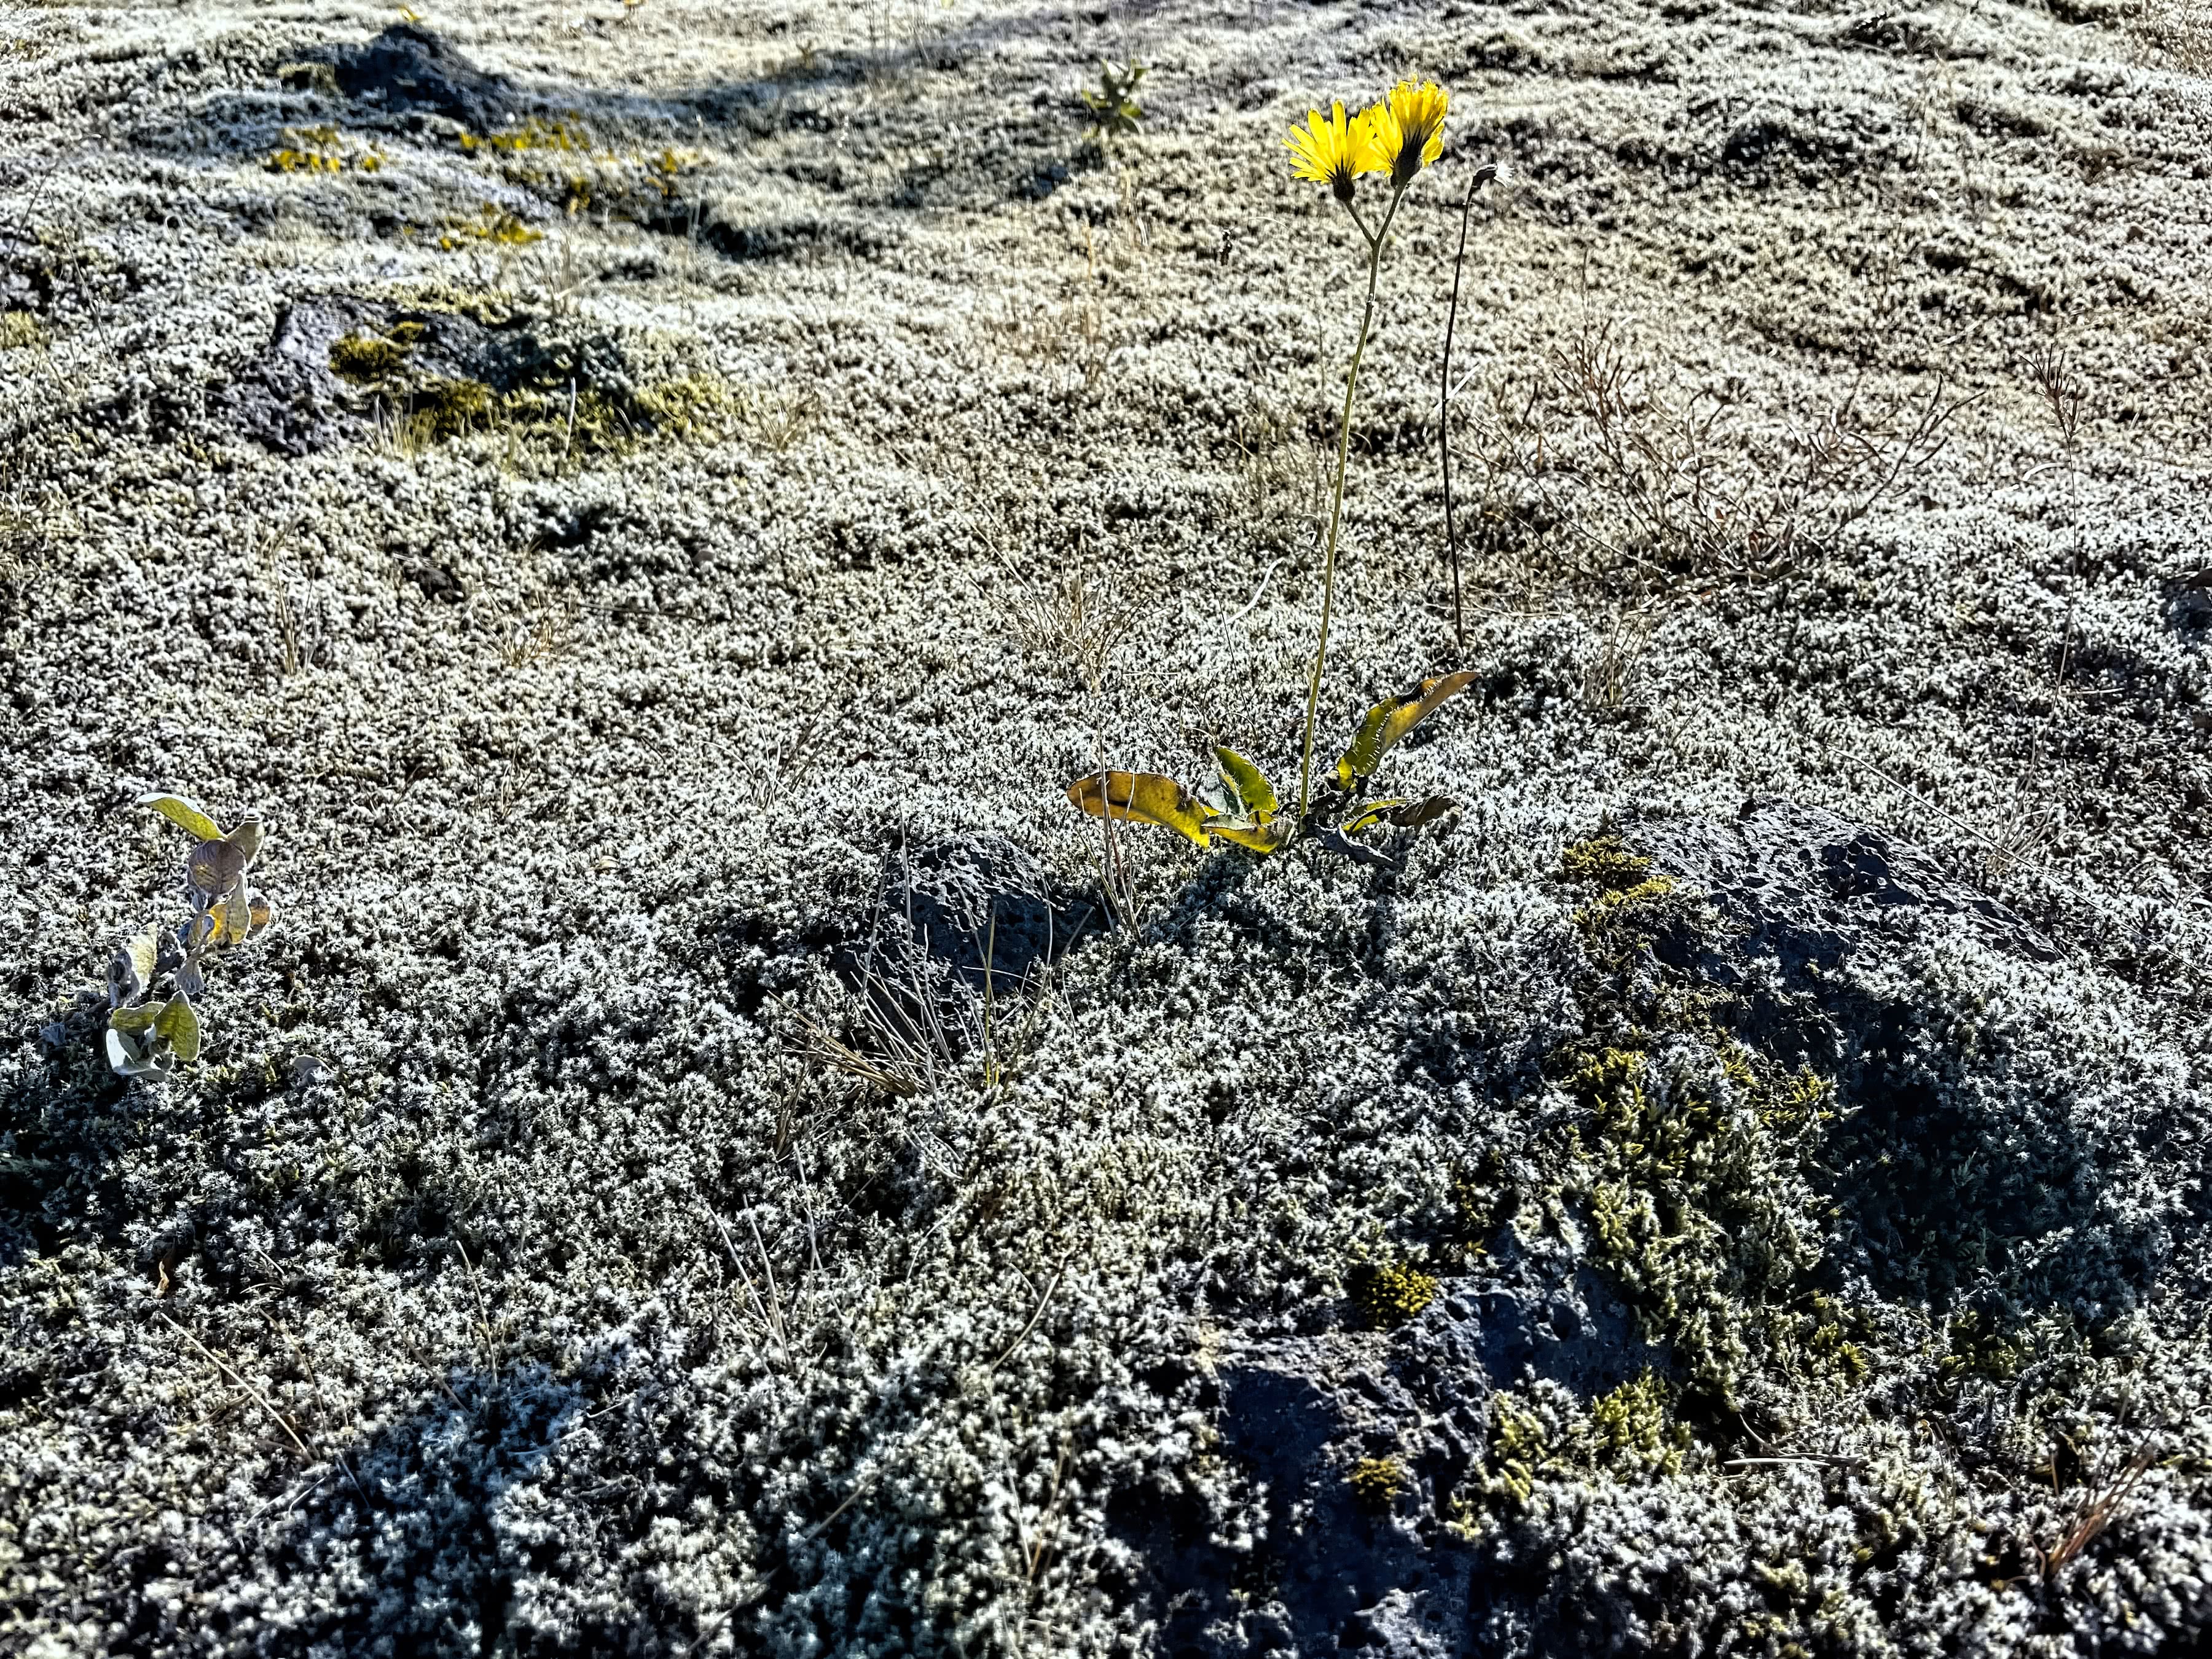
1285 101 1381 203
1365 79 1449 190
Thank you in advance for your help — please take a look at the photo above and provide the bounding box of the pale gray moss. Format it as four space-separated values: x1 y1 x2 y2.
2 0 2210 1655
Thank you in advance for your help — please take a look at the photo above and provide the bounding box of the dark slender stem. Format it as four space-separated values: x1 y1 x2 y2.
1438 162 1499 654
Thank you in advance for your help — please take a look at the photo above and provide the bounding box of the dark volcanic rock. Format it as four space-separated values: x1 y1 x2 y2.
1137 1233 1667 1658
861 834 1107 991
214 296 386 456
1128 799 2106 1655
300 24 517 130
214 296 496 456
1628 794 2059 1067
1631 795 2058 972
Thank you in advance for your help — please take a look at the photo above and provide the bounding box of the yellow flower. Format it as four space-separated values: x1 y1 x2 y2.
1284 101 1381 203
1365 79 1449 189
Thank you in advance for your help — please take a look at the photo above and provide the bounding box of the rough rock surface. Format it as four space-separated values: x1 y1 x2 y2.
2 0 2210 1654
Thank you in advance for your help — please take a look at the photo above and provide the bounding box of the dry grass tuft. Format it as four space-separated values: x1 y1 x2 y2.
1582 608 1660 711
998 551 1141 696
1462 319 1976 587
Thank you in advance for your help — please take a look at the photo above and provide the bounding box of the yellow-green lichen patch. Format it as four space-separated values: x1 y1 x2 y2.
1348 1456 1405 1512
1539 834 1861 1414
437 205 543 250
482 385 640 459
1562 833 1683 959
0 312 44 351
266 122 383 175
632 374 737 438
1561 835 1659 891
1588 1368 1688 1478
413 378 493 440
329 331 414 383
1350 1258 1438 1328
455 116 701 218
458 116 598 156
1939 1309 2026 1387
1571 1034 1837 1406
1480 1370 1690 1508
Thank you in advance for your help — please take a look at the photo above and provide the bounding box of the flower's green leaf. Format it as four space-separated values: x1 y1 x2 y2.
1068 771 1210 848
109 929 159 1008
106 1027 163 1078
109 1003 161 1034
1212 747 1279 818
154 994 201 1064
1209 817 1295 854
139 793 222 842
1344 798 1411 834
1335 672 1478 789
1388 795 1456 829
188 837 249 900
223 813 265 866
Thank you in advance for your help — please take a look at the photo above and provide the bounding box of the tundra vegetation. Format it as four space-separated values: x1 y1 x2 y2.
0 1 2208 1656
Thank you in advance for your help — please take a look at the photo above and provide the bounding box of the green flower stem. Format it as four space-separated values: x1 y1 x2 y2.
1298 188 1403 820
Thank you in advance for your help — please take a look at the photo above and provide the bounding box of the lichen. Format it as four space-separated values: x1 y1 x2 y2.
1350 1258 1437 1328
437 205 543 250
1588 1368 1687 1478
329 332 413 383
632 375 736 437
266 123 382 174
1349 1456 1405 1512
413 378 493 439
456 116 699 217
1563 833 1682 957
1540 837 1864 1413
1561 835 1659 891
1481 1370 1688 1508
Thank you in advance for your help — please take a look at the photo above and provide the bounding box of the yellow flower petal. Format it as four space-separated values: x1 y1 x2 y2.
1283 100 1366 200
1367 79 1450 189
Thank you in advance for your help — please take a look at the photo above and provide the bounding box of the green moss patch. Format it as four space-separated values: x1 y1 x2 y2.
1349 1258 1438 1328
329 331 413 383
1349 1456 1406 1512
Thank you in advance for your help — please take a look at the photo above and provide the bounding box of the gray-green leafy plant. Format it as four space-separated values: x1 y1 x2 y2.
106 793 275 1078
1079 58 1147 140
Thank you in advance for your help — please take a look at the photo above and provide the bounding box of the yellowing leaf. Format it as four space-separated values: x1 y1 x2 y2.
1389 795 1456 829
1344 798 1411 835
109 1003 161 1034
154 994 201 1064
1067 771 1210 848
109 928 159 1006
209 888 274 946
1334 672 1478 789
139 792 222 842
207 890 276 946
1209 817 1295 854
1212 747 1279 818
